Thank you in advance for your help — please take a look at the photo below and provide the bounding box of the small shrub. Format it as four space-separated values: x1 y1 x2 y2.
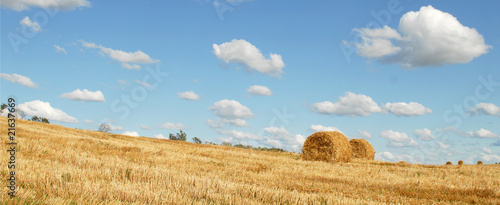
192 137 202 144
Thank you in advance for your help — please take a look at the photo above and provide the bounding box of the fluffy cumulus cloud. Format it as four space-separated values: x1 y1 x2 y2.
375 151 414 162
122 131 139 137
482 147 492 154
380 130 418 147
311 92 383 116
54 45 67 54
356 130 372 139
309 124 341 133
1 0 90 11
217 129 260 141
351 5 491 68
59 89 105 102
19 100 78 123
472 103 500 116
84 119 93 124
161 122 186 130
0 73 38 88
178 91 199 101
414 128 434 141
466 129 499 138
480 154 500 162
208 100 253 128
212 39 285 77
247 85 272 96
263 127 306 152
154 134 166 139
438 142 450 149
20 16 41 32
383 102 432 117
80 40 159 69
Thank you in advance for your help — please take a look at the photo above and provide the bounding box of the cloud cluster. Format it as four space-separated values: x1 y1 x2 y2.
213 39 285 77
471 103 500 116
81 40 159 69
311 92 431 117
380 130 418 147
247 85 272 96
122 131 139 137
308 124 341 132
178 91 199 101
54 45 67 54
351 5 491 68
1 0 90 11
59 89 106 102
161 122 186 130
0 73 38 88
19 100 78 123
414 128 434 141
20 16 41 32
439 127 499 138
208 100 253 128
262 127 306 152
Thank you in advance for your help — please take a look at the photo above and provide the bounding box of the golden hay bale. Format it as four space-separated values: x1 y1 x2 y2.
458 160 464 165
446 161 453 165
477 161 483 165
349 139 375 160
302 131 352 163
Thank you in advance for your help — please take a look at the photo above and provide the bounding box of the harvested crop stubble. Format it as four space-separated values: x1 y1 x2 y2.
446 161 453 165
349 139 375 160
302 131 352 163
397 161 409 166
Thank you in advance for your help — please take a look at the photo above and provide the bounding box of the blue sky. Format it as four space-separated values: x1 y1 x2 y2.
1 0 499 164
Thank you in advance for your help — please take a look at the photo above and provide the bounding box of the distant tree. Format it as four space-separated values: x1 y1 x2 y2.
41 118 50 124
1 103 7 110
31 116 40 122
98 123 111 133
169 133 178 141
221 142 232 146
192 137 202 144
176 130 187 141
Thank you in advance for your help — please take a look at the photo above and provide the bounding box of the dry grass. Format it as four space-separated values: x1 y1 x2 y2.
1 117 499 204
302 131 352 163
446 161 453 165
349 139 375 160
458 160 464 166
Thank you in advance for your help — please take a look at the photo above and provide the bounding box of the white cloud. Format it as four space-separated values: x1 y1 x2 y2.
19 100 78 123
380 130 418 147
59 89 105 102
414 128 434 141
467 128 499 138
1 0 90 11
161 122 186 130
20 16 41 32
376 151 395 160
263 127 306 152
311 92 383 116
308 124 341 133
107 124 123 131
154 134 166 139
216 129 260 140
351 5 491 68
209 100 253 124
356 130 372 139
472 103 500 116
212 39 285 77
383 102 432 116
438 142 450 149
54 45 67 54
122 131 139 137
0 73 38 88
375 151 414 163
80 40 159 69
140 125 151 130
480 154 500 162
247 85 272 96
178 91 199 101
482 147 493 154
262 137 282 148
118 80 129 85
84 119 93 124
135 80 151 87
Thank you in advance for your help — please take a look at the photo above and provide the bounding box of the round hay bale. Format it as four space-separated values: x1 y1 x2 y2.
302 131 352 163
477 161 483 165
458 160 464 165
446 161 453 165
349 139 375 160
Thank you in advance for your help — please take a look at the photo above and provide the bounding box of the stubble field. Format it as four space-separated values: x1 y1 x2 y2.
1 117 499 204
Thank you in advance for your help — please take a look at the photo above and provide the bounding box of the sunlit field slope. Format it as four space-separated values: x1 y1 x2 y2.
1 117 499 204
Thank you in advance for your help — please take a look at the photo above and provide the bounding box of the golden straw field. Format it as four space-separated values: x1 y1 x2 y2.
1 117 499 204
